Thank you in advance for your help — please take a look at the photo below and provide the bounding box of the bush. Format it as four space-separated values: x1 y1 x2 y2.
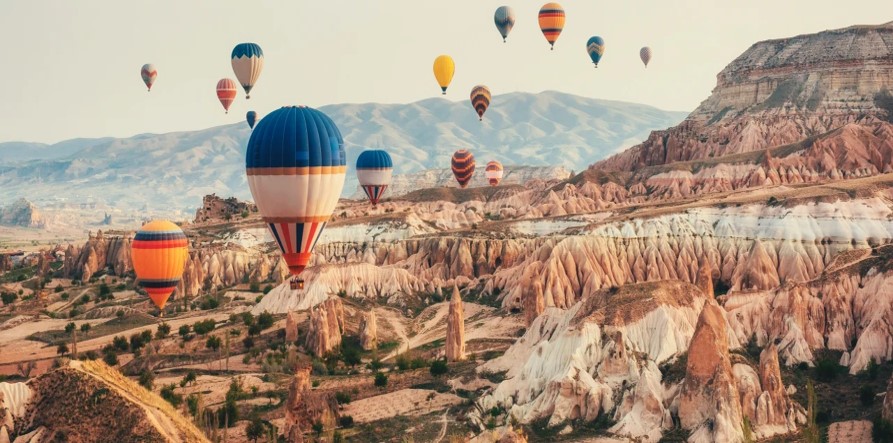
181 371 197 387
178 324 191 338
257 311 274 329
1 292 17 305
56 343 69 356
80 323 91 335
341 344 361 367
242 336 255 349
396 354 410 371
139 370 155 390
240 312 255 326
156 323 171 339
200 297 219 310
874 416 893 442
81 350 99 361
339 416 354 428
311 359 328 376
98 283 111 300
193 319 216 335
865 357 879 380
54 286 63 293
65 322 76 334
113 335 129 352
860 385 875 406
249 281 260 292
430 359 449 377
60 292 69 300
248 323 262 336
335 391 352 404
102 350 118 366
262 285 273 294
374 372 388 388
206 335 222 351
160 383 183 407
815 358 841 382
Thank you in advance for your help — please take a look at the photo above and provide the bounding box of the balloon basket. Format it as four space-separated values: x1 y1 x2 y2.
290 278 304 290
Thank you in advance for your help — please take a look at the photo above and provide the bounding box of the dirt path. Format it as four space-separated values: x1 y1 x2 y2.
435 409 449 443
377 307 410 360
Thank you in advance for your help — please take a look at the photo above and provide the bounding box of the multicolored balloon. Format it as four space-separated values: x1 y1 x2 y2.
451 149 475 188
246 111 257 129
231 43 264 99
538 3 565 50
216 78 237 114
140 64 157 92
356 150 393 206
245 106 346 277
131 220 188 313
587 36 606 67
433 55 455 95
494 6 516 43
485 161 504 186
470 85 492 122
640 46 652 67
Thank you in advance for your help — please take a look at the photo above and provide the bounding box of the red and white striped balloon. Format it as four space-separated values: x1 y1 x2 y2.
216 78 238 114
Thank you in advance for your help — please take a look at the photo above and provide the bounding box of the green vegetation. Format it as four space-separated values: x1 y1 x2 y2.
374 372 388 388
193 319 216 335
429 359 448 377
27 313 155 346
139 370 155 390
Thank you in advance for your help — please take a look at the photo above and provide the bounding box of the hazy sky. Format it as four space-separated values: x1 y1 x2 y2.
1 1 888 144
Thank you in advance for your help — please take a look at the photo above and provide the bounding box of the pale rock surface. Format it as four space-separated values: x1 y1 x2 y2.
524 280 545 326
0 382 31 443
304 298 344 356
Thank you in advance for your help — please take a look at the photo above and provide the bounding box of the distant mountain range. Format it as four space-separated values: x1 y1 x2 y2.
0 91 685 212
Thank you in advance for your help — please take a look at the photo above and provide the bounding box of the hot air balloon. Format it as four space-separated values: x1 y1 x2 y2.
538 3 565 50
485 161 504 186
433 55 455 95
470 85 491 122
131 220 188 315
246 111 257 129
140 64 157 91
216 78 237 114
451 149 475 188
231 43 264 99
640 46 652 67
356 150 393 206
246 106 346 287
587 36 606 67
494 6 516 42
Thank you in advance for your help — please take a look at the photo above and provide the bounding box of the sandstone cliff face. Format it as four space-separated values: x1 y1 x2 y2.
359 309 378 351
304 297 345 356
63 230 132 282
596 22 893 172
284 366 339 442
445 286 466 362
523 280 545 326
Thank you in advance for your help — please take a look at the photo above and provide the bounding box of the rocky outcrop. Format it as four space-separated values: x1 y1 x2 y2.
359 310 378 351
677 303 743 443
445 286 466 362
753 344 805 436
0 382 31 443
0 198 45 229
524 280 545 326
696 261 714 298
63 230 132 282
597 22 893 172
478 281 709 440
284 366 339 442
12 360 207 442
304 297 344 356
193 194 256 224
285 311 299 343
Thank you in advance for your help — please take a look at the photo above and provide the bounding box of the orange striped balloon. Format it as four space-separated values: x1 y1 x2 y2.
451 149 475 188
216 78 238 114
131 220 188 312
538 3 565 50
470 85 491 122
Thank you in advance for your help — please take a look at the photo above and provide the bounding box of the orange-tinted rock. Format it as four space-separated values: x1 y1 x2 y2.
445 286 466 362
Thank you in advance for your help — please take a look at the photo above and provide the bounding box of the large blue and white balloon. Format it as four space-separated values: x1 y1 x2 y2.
356 150 393 206
245 106 346 276
231 43 264 99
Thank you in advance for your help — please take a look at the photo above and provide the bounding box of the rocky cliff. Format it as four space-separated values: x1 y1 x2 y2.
193 194 256 224
0 198 45 229
596 22 893 172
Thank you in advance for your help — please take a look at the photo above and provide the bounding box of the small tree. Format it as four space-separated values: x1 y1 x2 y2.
156 322 171 339
64 322 76 334
178 324 191 338
206 335 222 351
139 370 155 390
311 421 324 437
80 323 91 335
1 292 16 305
113 335 129 352
430 359 448 377
181 370 197 387
257 311 274 329
374 372 388 388
245 415 265 442
56 343 69 357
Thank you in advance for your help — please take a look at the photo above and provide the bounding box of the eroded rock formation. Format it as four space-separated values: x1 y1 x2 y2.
0 198 45 229
284 366 339 442
359 309 378 351
285 311 299 343
524 280 545 326
304 297 344 356
445 286 466 362
193 194 256 224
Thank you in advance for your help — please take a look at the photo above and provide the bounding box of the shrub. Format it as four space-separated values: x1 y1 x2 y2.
860 385 875 406
193 319 216 335
102 350 118 366
80 323 91 335
339 416 354 428
341 345 361 367
60 292 69 300
56 343 69 356
430 359 448 377
249 281 260 292
374 372 388 388
262 285 273 294
98 283 111 299
257 311 274 329
155 322 171 339
311 359 328 376
181 371 197 387
54 286 63 293
242 336 255 349
200 297 219 310
160 383 183 407
206 335 222 351
241 312 255 326
815 358 840 382
139 370 155 390
335 391 352 404
178 324 191 338
396 354 410 371
1 292 17 305
113 335 129 352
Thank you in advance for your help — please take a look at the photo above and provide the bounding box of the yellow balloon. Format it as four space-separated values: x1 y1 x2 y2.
433 55 455 95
